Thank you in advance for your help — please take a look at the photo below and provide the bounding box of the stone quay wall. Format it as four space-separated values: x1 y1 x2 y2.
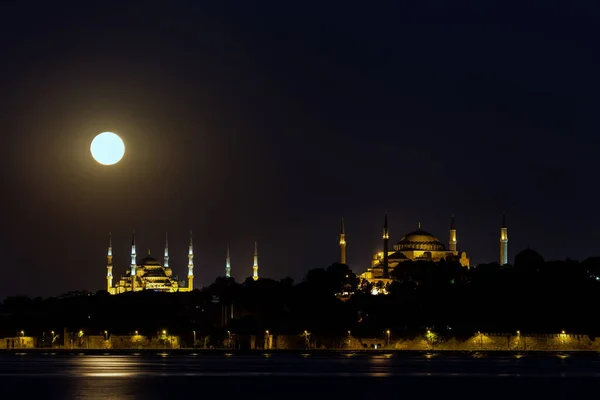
56 333 181 349
247 332 600 351
2 333 598 351
342 333 600 351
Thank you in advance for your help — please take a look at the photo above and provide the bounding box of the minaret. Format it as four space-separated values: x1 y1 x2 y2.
500 214 508 265
130 230 137 290
225 244 231 278
382 213 389 279
339 218 347 265
188 230 194 290
449 214 457 251
252 241 259 281
164 233 169 268
106 231 113 292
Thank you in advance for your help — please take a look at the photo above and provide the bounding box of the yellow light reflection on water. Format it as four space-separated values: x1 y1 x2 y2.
73 356 142 379
71 357 140 400
369 356 389 364
84 372 136 378
370 354 392 361
368 372 392 377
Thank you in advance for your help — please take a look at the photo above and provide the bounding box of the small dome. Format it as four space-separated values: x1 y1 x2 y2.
389 252 408 260
514 248 544 269
395 229 445 251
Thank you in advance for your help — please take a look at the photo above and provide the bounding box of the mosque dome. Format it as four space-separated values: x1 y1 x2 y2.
514 248 544 269
395 229 446 251
139 251 162 266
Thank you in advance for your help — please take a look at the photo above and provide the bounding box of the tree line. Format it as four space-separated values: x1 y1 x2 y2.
1 250 600 345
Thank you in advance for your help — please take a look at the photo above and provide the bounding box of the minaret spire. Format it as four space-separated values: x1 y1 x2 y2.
107 231 113 292
252 241 259 281
225 243 231 278
449 214 457 251
130 230 137 290
164 232 169 267
339 218 347 265
188 230 194 290
382 213 389 279
500 214 508 265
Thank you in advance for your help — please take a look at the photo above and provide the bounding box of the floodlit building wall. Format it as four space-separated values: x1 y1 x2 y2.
1 337 36 349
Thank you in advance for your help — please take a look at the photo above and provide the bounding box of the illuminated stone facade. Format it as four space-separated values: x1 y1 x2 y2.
357 216 478 295
106 231 194 295
361 224 470 281
356 215 510 295
1 336 36 349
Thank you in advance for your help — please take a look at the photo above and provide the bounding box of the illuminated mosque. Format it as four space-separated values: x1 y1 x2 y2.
105 231 195 294
105 232 262 294
339 214 509 293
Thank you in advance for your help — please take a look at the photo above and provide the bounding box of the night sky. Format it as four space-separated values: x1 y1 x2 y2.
1 1 598 297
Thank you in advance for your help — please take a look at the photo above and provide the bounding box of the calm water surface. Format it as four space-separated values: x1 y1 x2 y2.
1 352 599 399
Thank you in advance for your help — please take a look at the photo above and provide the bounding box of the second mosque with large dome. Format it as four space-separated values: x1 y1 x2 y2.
353 215 471 281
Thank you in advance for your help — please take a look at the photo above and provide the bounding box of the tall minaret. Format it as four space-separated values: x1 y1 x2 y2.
188 230 194 290
382 213 389 279
339 218 347 265
164 233 169 268
225 244 231 278
106 231 113 292
449 214 457 251
252 241 259 281
130 231 137 290
500 214 508 265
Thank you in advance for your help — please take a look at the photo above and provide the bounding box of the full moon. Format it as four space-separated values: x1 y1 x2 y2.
90 132 125 165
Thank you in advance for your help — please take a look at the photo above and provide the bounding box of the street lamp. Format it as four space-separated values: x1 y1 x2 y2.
192 330 196 348
104 331 108 340
386 330 391 346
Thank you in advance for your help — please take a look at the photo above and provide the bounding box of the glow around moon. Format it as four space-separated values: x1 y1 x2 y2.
90 132 125 165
